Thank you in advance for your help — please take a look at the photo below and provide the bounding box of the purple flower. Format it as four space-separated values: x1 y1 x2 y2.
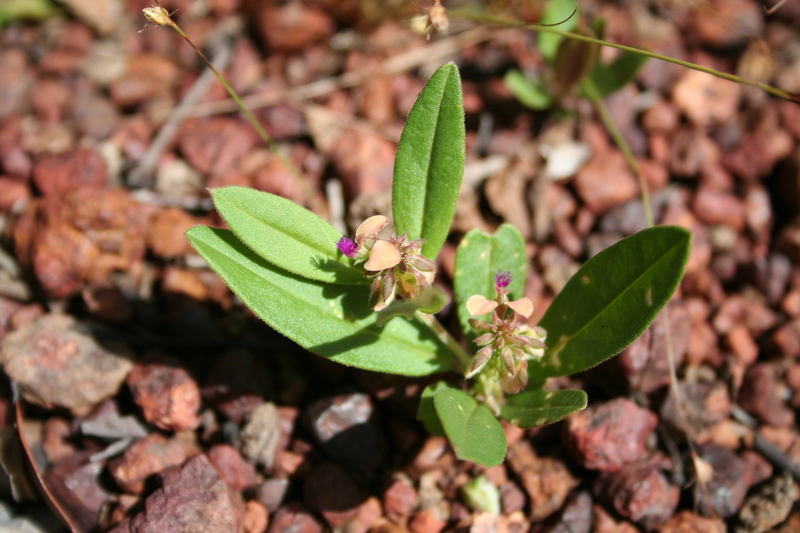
495 270 512 290
336 237 358 258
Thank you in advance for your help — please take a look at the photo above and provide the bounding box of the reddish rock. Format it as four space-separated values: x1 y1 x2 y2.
693 0 763 49
0 176 30 212
564 398 659 472
346 496 384 533
42 416 76 463
773 318 800 357
110 433 189 494
592 504 639 533
32 148 107 197
179 117 259 176
738 363 794 427
147 207 206 258
694 445 752 518
542 491 592 533
594 462 679 530
499 481 526 514
333 130 395 199
573 148 639 213
661 381 731 438
409 509 447 533
306 393 386 470
244 500 270 533
127 353 202 431
725 324 759 365
692 187 746 230
712 294 778 336
506 440 579 522
251 2 334 52
207 444 257 492
657 511 725 532
673 70 741 127
110 455 244 533
267 502 323 533
383 475 417 525
45 452 111 532
304 462 369 528
0 314 133 415
109 53 179 107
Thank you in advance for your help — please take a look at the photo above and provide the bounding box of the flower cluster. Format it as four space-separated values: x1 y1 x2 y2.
465 271 547 394
337 216 436 311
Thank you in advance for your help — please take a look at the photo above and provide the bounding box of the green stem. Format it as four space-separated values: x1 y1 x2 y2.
580 77 654 228
417 312 472 372
453 9 800 104
169 24 325 213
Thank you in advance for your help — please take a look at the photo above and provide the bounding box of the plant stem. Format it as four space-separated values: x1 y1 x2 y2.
580 77 654 228
452 9 800 104
166 22 326 214
417 312 472 372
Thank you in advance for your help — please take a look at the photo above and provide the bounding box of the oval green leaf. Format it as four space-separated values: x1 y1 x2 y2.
588 52 649 97
538 0 580 63
186 226 455 376
504 70 552 110
212 186 367 285
392 62 465 260
433 387 506 467
500 389 587 428
454 224 527 341
417 381 448 436
532 226 691 378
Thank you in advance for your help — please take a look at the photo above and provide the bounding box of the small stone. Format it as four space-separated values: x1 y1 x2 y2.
564 397 659 472
251 2 334 52
712 294 778 336
657 511 725 533
109 53 178 107
0 314 133 415
304 462 369 528
109 433 189 495
499 481 526 514
267 502 323 533
240 402 281 469
592 504 639 533
573 148 639 214
739 363 794 427
32 148 107 197
147 207 206 258
244 500 269 533
0 177 30 213
305 393 386 470
506 440 579 522
127 353 202 432
693 187 746 230
594 462 679 530
42 417 76 463
383 475 417 525
110 455 244 533
179 118 259 176
346 496 383 533
540 491 592 533
673 69 741 127
725 324 759 366
694 444 751 518
255 478 290 513
207 444 257 492
692 0 763 48
409 509 447 533
45 452 111 532
661 381 731 438
735 472 797 533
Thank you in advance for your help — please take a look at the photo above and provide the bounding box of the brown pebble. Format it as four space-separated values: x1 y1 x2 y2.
693 187 746 230
45 452 111 532
42 416 76 463
109 433 189 495
179 117 259 176
695 444 751 518
542 491 592 533
657 510 725 532
251 3 334 52
0 177 30 213
735 472 797 533
255 478 290 513
147 207 207 258
304 462 369 528
32 148 106 197
109 53 178 107
240 402 281 469
244 500 270 533
592 504 639 533
564 397 658 472
738 363 794 427
383 475 417 525
0 314 133 415
207 444 257 492
409 508 446 533
127 353 201 432
110 454 244 533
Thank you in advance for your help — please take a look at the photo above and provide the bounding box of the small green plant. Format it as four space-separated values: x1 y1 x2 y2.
186 62 690 467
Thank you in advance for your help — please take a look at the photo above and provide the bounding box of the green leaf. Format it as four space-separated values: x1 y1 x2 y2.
417 381 448 436
538 0 580 63
460 475 501 514
587 52 649 97
212 186 367 285
0 0 60 27
434 387 506 466
500 389 587 428
392 62 465 260
533 226 691 378
186 226 455 376
454 224 527 341
504 70 552 110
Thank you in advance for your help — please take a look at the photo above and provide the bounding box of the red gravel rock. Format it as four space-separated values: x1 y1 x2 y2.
541 491 592 533
109 53 179 107
127 353 202 432
693 0 763 48
657 511 725 532
573 142 639 213
42 416 76 463
250 2 335 52
594 462 680 530
110 454 244 533
304 462 369 528
179 117 259 176
45 452 111 532
505 440 579 522
661 380 731 439
694 444 751 519
147 207 207 258
409 509 447 533
725 324 759 365
0 313 133 415
692 187 746 230
712 294 778 336
32 148 107 197
738 362 794 427
383 475 417 525
592 504 639 533
267 502 324 533
109 433 189 495
773 318 800 357
255 478 290 513
564 397 659 472
207 444 257 492
0 176 30 212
